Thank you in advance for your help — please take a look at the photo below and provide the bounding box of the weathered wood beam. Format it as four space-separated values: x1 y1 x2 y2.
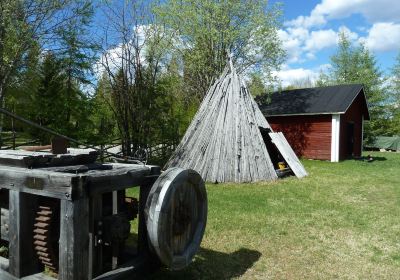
59 198 90 280
0 167 75 200
86 167 152 195
8 191 40 278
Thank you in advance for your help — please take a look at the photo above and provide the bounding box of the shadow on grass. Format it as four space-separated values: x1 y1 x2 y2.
145 247 262 280
354 156 387 162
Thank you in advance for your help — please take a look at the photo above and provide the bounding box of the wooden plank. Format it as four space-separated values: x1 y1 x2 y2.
39 163 112 173
0 167 75 200
138 184 151 256
87 166 151 195
59 198 89 280
164 62 278 183
8 191 40 278
0 256 9 270
88 195 103 279
111 191 119 269
22 272 56 280
0 270 55 280
0 149 98 168
93 255 148 280
0 269 16 280
269 132 308 178
1 208 9 241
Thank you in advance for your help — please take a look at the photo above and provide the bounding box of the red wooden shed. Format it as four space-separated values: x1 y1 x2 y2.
257 84 370 162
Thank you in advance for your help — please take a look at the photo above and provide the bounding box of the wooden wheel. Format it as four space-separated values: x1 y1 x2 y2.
145 167 207 270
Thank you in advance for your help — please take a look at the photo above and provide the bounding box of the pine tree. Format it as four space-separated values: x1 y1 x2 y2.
320 32 389 142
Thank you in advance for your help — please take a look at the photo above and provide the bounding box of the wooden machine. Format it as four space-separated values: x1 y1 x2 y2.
0 148 207 280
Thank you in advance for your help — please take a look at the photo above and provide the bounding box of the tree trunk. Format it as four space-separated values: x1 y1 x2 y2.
0 91 5 148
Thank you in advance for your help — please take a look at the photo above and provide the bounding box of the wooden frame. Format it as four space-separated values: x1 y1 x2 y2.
0 157 160 280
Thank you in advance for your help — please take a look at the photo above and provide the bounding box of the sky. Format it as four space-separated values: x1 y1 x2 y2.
92 0 400 88
271 0 400 87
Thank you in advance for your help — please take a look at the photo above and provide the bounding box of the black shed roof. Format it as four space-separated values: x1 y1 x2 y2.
256 84 370 119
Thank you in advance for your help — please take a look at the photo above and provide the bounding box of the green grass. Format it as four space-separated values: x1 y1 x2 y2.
143 152 400 279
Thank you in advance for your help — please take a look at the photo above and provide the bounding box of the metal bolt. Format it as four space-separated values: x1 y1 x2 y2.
65 192 70 198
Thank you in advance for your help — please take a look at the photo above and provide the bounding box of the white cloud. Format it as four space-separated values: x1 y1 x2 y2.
274 64 331 87
278 28 308 63
279 26 359 64
360 22 400 52
287 0 400 29
338 26 359 41
304 29 337 51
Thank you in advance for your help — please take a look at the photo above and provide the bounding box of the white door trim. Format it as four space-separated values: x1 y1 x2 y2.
331 114 341 162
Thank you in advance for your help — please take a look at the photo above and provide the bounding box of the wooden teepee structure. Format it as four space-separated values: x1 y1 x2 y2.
165 58 283 183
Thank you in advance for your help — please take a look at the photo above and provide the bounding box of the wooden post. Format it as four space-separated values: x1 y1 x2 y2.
11 110 15 150
111 191 118 270
59 198 89 280
88 195 103 279
138 184 151 255
8 190 40 278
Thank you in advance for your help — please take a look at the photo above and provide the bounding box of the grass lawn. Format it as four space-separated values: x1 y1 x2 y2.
144 151 400 279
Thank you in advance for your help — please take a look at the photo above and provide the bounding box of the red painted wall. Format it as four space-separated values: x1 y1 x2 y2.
267 115 332 160
339 94 364 159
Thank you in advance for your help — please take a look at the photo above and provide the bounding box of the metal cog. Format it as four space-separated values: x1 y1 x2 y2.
33 202 60 272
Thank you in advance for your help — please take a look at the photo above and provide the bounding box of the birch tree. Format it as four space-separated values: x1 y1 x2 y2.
154 0 285 98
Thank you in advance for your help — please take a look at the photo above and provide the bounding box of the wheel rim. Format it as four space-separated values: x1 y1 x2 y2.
145 167 207 270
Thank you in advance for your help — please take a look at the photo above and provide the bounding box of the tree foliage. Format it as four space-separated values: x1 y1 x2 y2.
154 0 285 98
0 0 94 100
318 32 389 142
97 0 193 162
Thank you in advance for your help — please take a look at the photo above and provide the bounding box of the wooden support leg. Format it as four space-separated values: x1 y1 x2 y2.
59 198 89 280
88 195 103 279
8 190 40 278
138 184 151 255
111 191 118 270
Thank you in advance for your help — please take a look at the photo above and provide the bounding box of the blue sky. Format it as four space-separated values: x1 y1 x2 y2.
93 1 400 88
271 0 400 86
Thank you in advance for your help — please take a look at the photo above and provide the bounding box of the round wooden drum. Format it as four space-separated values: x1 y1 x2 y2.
145 167 207 270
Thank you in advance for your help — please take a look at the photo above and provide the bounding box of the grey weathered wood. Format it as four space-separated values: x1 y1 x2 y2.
165 60 278 183
0 166 75 200
0 163 152 201
86 165 151 195
138 184 151 256
93 255 148 280
111 191 119 270
8 191 40 278
0 269 16 280
1 207 9 241
0 256 9 270
59 198 90 280
269 132 308 178
0 270 56 280
0 149 98 168
88 194 103 279
145 168 207 270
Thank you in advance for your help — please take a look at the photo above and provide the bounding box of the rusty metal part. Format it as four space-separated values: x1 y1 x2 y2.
33 201 60 272
102 214 131 244
51 137 68 154
124 197 138 220
20 145 52 152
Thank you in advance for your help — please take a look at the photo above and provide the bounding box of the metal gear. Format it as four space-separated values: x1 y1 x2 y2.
33 202 60 272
